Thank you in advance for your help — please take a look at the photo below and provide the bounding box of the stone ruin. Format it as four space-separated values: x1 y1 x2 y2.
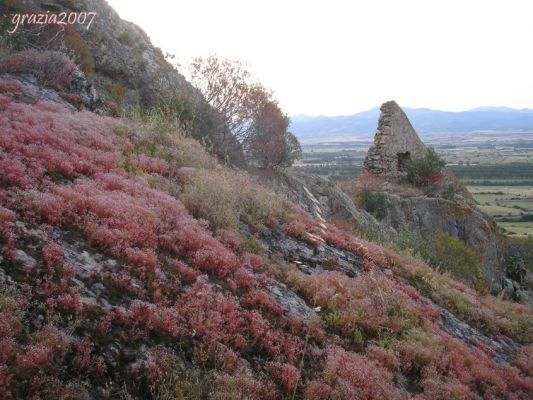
363 100 428 182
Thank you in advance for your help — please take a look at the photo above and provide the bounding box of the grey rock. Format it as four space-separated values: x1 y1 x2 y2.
437 303 517 362
102 341 122 369
261 227 362 277
63 247 103 279
516 290 533 305
268 280 318 321
502 278 516 300
252 170 380 230
14 249 37 268
382 193 509 291
31 314 45 330
0 267 14 285
0 66 103 113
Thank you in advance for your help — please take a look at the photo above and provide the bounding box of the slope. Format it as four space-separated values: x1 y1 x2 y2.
0 52 532 400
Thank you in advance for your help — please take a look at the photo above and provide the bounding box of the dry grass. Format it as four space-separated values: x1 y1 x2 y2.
121 103 291 233
182 168 290 231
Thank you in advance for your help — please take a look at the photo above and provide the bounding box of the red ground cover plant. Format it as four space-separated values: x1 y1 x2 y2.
0 91 313 397
304 346 402 400
355 171 384 192
0 50 77 92
0 76 22 94
286 264 533 399
1 56 532 398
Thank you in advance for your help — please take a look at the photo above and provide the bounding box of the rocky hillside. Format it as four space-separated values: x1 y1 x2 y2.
1 4 533 400
2 0 199 107
355 101 527 298
1 0 241 163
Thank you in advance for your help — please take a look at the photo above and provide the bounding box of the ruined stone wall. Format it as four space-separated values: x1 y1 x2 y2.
363 101 428 181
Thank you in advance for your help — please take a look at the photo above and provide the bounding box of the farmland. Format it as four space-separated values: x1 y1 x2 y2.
291 133 533 237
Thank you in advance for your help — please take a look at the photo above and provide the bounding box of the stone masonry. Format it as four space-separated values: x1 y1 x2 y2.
363 100 428 181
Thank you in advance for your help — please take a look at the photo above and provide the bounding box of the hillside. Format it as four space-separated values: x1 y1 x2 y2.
1 2 533 400
291 106 533 142
0 0 241 164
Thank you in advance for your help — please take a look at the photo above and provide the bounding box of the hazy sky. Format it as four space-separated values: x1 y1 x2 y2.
106 0 533 116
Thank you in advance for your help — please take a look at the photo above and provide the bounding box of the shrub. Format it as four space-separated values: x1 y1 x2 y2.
182 169 242 229
0 50 77 92
394 228 486 292
356 190 390 220
0 99 126 187
354 171 384 192
126 153 169 175
513 344 533 375
0 76 22 94
395 226 437 264
214 372 278 400
304 347 402 400
405 147 446 187
287 269 425 340
395 327 533 399
31 24 95 76
431 231 484 288
267 361 300 393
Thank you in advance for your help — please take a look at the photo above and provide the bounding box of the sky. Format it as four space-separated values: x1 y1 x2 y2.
106 0 533 116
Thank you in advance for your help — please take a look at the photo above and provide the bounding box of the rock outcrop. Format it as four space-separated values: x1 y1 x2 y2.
252 170 378 228
0 50 108 113
2 0 243 163
382 193 509 291
363 100 428 182
8 0 202 108
363 101 528 296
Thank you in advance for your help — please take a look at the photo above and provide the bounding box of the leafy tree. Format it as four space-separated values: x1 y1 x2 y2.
189 55 268 146
189 55 301 169
247 100 301 168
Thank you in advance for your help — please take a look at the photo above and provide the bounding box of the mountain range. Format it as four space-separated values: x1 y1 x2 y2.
290 106 533 143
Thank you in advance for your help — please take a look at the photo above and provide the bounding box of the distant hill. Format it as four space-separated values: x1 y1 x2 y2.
290 106 533 142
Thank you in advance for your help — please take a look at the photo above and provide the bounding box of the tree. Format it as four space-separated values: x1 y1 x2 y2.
189 55 268 146
190 55 301 169
247 100 301 168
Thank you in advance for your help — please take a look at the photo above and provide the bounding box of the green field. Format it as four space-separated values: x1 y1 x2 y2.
499 222 533 236
468 185 533 237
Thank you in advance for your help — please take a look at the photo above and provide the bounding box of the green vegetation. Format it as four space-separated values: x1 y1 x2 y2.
394 228 485 291
451 162 533 182
182 168 289 231
468 185 533 237
395 226 436 263
431 231 485 291
405 147 446 187
356 190 390 220
509 236 533 289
